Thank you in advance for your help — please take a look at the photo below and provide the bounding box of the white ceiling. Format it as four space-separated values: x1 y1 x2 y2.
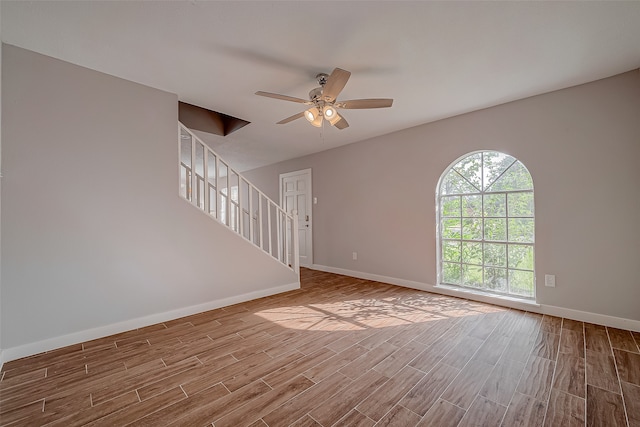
2 1 640 171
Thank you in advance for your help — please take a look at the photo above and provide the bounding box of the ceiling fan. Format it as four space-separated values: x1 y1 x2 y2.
256 68 393 130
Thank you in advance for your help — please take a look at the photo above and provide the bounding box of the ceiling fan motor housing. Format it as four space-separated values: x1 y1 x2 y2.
309 87 324 102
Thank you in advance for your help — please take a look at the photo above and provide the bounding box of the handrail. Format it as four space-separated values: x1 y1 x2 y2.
178 123 299 274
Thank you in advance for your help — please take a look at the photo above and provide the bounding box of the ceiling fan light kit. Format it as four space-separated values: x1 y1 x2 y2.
304 107 323 127
256 68 393 130
326 111 341 126
324 105 337 119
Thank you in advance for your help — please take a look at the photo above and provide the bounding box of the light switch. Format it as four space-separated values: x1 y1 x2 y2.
545 274 556 287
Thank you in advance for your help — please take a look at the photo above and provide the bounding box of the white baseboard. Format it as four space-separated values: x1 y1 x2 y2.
310 264 433 293
536 304 640 333
310 264 640 333
2 281 299 364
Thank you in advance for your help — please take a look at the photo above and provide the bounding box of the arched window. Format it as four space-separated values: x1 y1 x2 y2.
437 151 535 298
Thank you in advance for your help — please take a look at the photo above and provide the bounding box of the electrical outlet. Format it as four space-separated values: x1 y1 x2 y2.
313 197 318 204
545 274 556 287
352 252 358 260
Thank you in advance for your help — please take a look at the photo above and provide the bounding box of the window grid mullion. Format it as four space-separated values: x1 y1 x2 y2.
481 176 485 287
506 191 511 295
459 195 462 284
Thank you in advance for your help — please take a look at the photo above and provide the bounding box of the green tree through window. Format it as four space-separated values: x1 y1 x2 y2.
437 151 535 298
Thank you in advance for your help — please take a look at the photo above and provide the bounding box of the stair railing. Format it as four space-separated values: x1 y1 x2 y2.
178 123 299 274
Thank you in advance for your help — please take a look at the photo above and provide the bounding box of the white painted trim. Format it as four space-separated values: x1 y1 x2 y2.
537 304 640 333
433 284 540 309
311 264 432 292
0 350 4 372
178 123 296 272
2 281 299 364
310 264 640 332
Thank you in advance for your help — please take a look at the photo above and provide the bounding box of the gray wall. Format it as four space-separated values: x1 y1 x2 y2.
1 45 296 351
0 8 4 358
245 70 640 322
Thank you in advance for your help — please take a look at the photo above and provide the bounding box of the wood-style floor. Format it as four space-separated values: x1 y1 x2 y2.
1 268 639 426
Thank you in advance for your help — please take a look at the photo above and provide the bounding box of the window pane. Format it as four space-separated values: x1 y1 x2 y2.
508 218 534 243
508 192 534 217
483 193 505 217
441 196 460 217
441 170 477 195
485 218 507 241
442 218 461 239
487 161 533 192
485 267 507 292
463 264 483 287
509 270 534 297
443 262 461 285
462 242 482 265
508 244 534 270
483 152 516 191
462 195 482 217
453 153 482 192
442 240 461 262
484 243 506 267
462 218 483 240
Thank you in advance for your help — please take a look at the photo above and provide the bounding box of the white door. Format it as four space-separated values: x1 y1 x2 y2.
280 169 312 267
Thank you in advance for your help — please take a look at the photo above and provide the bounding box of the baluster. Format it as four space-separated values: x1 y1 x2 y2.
249 186 254 243
190 137 196 206
215 156 220 220
238 177 243 237
203 147 209 214
258 193 263 249
226 172 232 228
267 197 272 256
276 203 282 262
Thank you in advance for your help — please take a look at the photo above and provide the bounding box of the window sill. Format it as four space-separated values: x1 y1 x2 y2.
434 284 540 307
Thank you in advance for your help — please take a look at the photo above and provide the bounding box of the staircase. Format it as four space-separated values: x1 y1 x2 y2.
178 123 299 273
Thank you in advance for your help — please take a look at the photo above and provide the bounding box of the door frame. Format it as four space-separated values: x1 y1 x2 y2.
279 168 313 267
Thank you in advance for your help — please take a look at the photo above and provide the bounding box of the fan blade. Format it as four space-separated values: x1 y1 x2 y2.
277 111 305 124
334 114 349 130
337 98 393 109
322 68 351 102
255 91 310 104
